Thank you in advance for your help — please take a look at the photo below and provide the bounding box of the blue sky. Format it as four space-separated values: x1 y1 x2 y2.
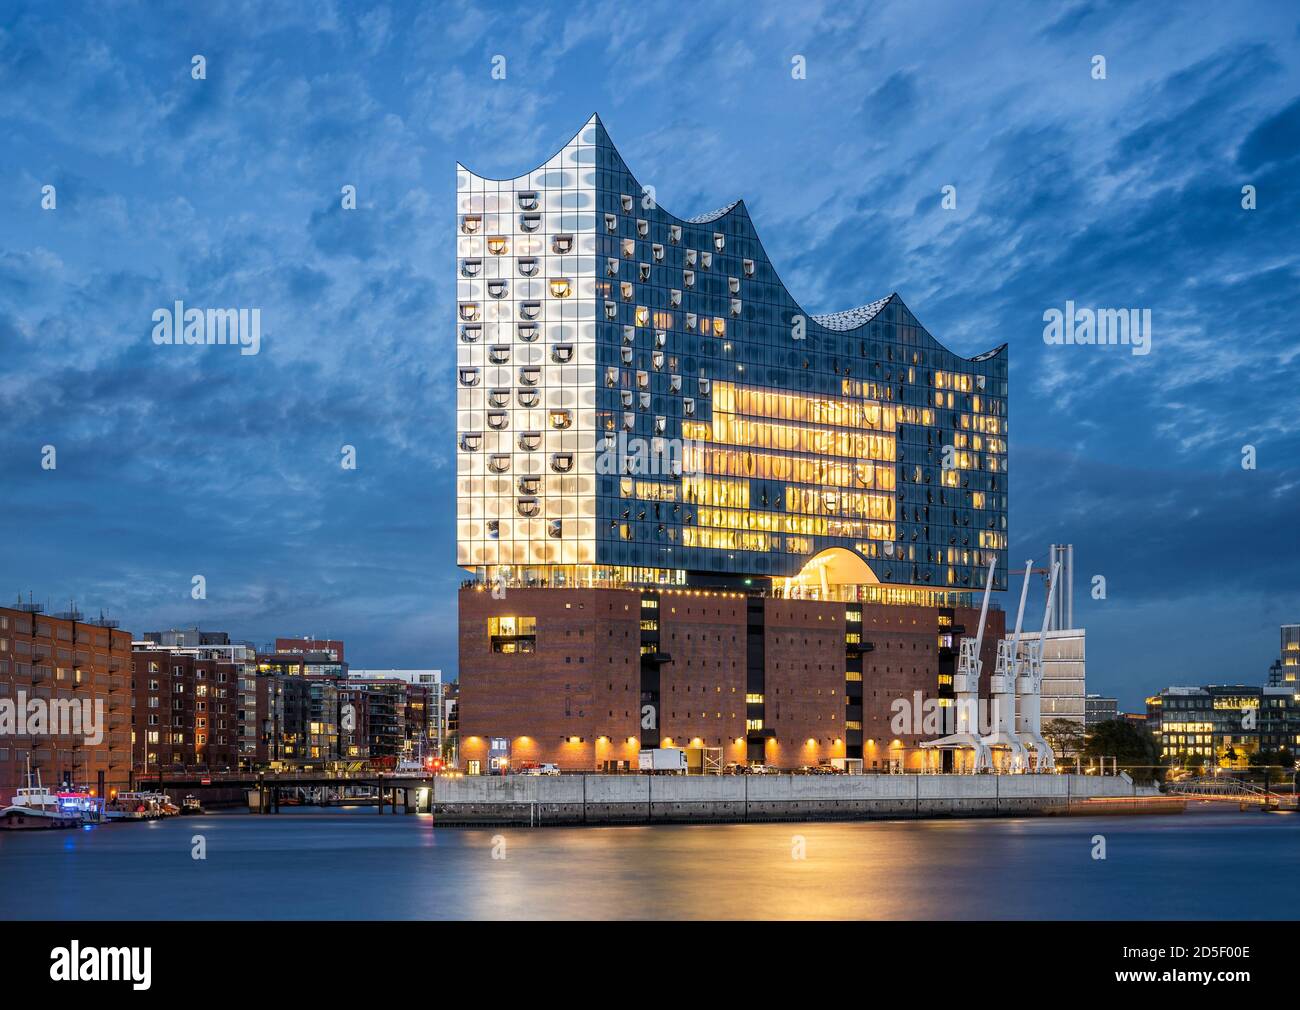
1 0 1297 707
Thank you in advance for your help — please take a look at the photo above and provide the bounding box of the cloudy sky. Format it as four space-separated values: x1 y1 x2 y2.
2 0 1296 707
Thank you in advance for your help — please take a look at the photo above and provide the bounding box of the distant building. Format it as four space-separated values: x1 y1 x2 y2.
275 637 345 663
1121 712 1148 728
1147 684 1299 769
1085 694 1118 726
0 602 133 801
143 628 231 648
1267 624 1298 686
1019 628 1086 726
348 671 445 760
131 642 241 775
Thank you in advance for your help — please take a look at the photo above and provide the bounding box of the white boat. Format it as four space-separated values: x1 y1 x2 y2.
0 762 79 830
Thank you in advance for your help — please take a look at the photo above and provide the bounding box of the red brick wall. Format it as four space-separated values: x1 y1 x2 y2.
762 599 846 768
0 607 133 800
657 593 747 764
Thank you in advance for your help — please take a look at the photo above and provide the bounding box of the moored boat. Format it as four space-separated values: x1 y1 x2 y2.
0 761 80 830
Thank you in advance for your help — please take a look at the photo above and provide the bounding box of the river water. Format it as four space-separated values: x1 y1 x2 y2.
3 806 1296 919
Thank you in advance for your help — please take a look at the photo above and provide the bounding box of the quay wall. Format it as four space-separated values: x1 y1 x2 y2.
425 773 1149 825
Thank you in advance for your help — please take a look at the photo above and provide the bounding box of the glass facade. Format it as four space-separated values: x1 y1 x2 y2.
457 115 1008 591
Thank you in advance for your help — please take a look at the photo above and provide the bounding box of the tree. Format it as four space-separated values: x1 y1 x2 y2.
1248 747 1295 786
1043 718 1086 760
1084 718 1162 783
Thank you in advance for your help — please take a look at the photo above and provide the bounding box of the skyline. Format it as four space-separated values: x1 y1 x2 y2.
2 0 1299 709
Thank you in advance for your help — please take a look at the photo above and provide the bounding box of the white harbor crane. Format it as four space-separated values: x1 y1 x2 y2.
921 557 996 773
979 560 1033 771
1014 560 1061 772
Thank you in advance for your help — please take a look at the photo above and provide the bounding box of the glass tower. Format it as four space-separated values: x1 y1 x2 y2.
457 115 1008 596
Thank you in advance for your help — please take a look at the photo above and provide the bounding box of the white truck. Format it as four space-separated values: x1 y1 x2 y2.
637 748 688 774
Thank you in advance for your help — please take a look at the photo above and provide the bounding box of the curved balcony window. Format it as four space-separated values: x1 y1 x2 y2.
620 390 633 407
669 458 683 477
669 224 681 244
652 243 664 262
669 289 681 307
487 388 510 408
636 370 649 390
458 367 480 387
743 258 755 277
699 377 711 395
636 219 648 237
683 397 695 416
622 412 635 431
653 330 667 348
487 280 508 299
683 270 695 288
685 249 697 267
460 324 482 343
549 409 572 430
549 278 572 298
620 194 633 212
635 306 650 326
652 350 664 370
728 276 740 294
516 497 540 518
619 282 633 301
517 388 540 408
604 213 617 232
519 367 541 387
488 345 510 365
654 416 667 434
603 300 617 320
459 432 483 452
551 344 574 364
700 251 712 269
552 234 574 254
730 298 742 318
621 238 635 258
518 257 539 277
460 214 482 234
518 476 541 496
685 313 697 332
517 322 539 342
518 431 542 452
520 213 541 233
550 453 573 473
547 519 563 540
487 235 508 255
461 259 483 277
488 454 511 474
487 411 509 431
669 374 682 393
459 303 480 322
639 391 651 410
486 519 500 539
622 325 635 345
714 232 726 252
600 433 616 452
604 367 619 388
517 191 539 211
519 301 541 320
823 492 838 512
620 346 633 364
638 263 651 282
606 258 619 277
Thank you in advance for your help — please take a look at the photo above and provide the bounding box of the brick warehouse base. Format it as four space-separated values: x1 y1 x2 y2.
458 585 1005 773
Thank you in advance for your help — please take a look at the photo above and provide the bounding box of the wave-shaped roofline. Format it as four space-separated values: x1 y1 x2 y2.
458 114 1006 364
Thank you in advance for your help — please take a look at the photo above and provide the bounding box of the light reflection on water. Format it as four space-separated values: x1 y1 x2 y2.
2 808 1296 920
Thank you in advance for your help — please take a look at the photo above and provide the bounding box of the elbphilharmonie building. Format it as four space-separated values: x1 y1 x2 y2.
456 116 1010 773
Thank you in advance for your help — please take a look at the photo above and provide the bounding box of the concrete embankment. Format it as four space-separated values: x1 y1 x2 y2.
427 772 1162 826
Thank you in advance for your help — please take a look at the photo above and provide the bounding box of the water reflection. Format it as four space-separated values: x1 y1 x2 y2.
2 809 1296 920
